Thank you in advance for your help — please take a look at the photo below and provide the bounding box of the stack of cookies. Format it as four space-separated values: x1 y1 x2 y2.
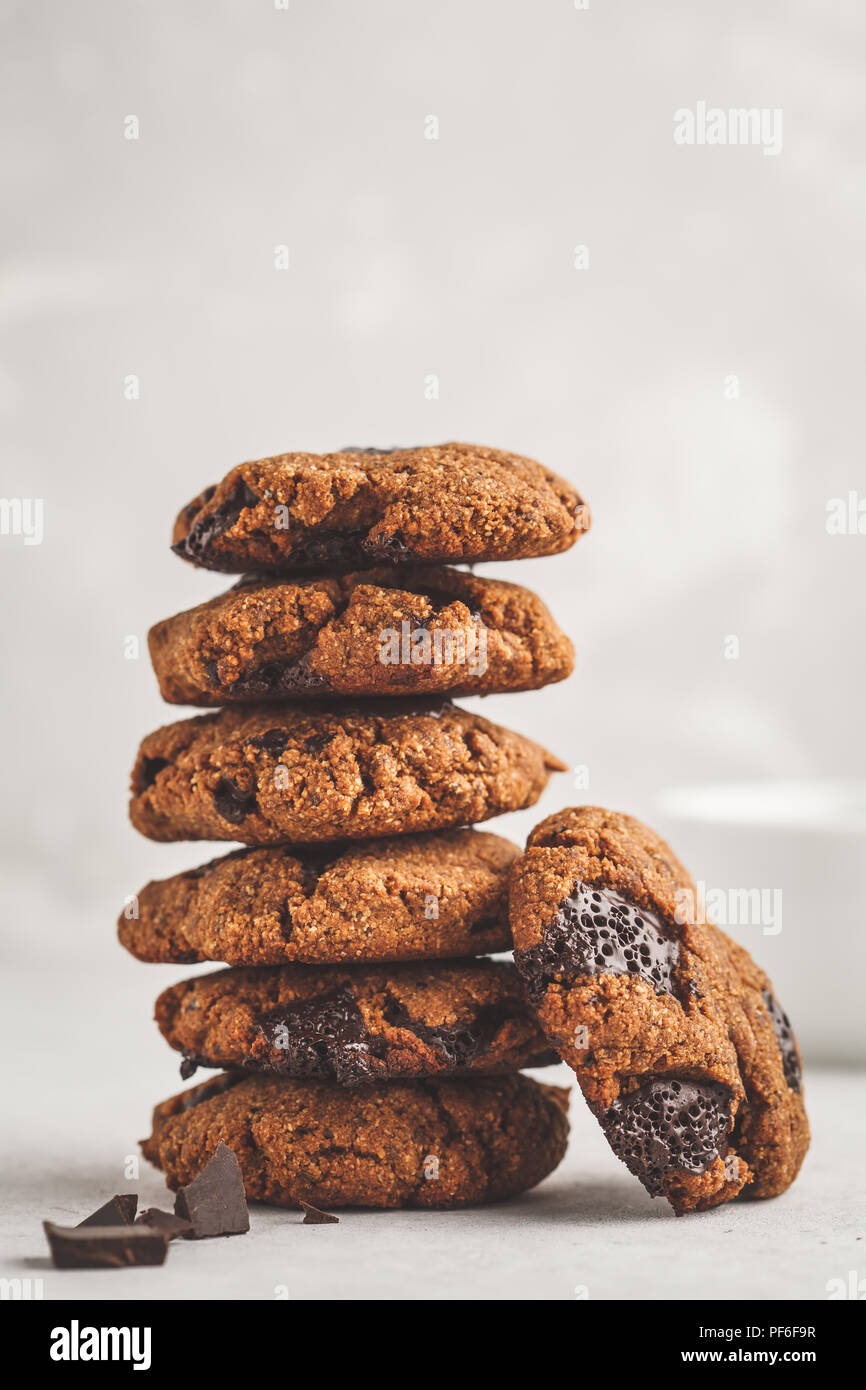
122 443 589 1211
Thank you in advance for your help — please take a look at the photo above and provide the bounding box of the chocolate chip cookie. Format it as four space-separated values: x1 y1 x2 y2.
509 806 809 1215
171 443 588 574
155 958 555 1083
129 701 565 845
142 1072 570 1209
148 566 574 705
119 829 516 966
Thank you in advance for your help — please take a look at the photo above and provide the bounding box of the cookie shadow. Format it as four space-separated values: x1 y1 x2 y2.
523 1177 675 1225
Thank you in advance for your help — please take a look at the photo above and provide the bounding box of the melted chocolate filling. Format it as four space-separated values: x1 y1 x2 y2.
600 1078 732 1196
252 988 386 1084
514 882 680 1005
762 989 802 1092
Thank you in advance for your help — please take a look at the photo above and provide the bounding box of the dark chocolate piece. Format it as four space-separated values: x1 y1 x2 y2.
762 990 802 1092
139 756 168 790
514 881 680 1005
248 729 290 756
600 1078 732 1197
181 1071 245 1110
174 1142 250 1238
301 1200 339 1225
136 1208 193 1240
77 1193 138 1228
213 775 257 824
173 478 261 564
254 987 386 1084
44 1221 168 1269
381 1000 515 1069
231 656 332 698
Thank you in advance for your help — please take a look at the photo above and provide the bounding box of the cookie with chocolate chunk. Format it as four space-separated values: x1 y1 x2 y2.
509 806 809 1215
129 701 565 845
119 830 516 966
148 567 574 706
142 1072 570 1209
171 443 588 574
155 958 555 1083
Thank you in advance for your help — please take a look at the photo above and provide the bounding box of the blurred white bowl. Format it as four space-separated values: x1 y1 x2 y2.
656 780 866 1064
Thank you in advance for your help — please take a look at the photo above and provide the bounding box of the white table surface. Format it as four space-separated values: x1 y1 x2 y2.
1 952 860 1303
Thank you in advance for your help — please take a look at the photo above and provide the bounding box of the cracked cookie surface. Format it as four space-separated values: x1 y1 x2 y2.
171 442 589 574
148 566 574 705
142 1072 570 1209
118 829 517 966
129 701 565 845
509 806 809 1215
155 958 555 1083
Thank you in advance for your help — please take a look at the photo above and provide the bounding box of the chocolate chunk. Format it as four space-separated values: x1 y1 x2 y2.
181 1072 245 1110
174 478 261 563
283 527 373 570
77 1193 138 1227
514 882 680 1004
762 990 802 1092
233 657 332 698
302 732 332 754
600 1078 732 1197
179 1052 199 1080
248 728 289 756
300 1200 339 1225
254 987 386 1084
213 775 257 824
174 1142 250 1238
136 1208 193 1240
139 756 169 790
381 1000 515 1069
44 1221 168 1269
363 527 409 559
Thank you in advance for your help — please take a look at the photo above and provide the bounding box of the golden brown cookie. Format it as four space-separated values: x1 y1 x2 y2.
148 567 574 705
509 806 809 1215
155 959 555 1083
118 830 517 966
171 443 588 574
142 1072 570 1209
129 701 565 845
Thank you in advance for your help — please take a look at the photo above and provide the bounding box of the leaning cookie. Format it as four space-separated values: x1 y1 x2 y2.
118 830 516 966
142 1072 570 1209
148 567 574 705
129 700 565 845
155 959 556 1083
171 443 588 574
509 806 809 1215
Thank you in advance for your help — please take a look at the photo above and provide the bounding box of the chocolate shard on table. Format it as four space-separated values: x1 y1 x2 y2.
44 1220 169 1269
135 1208 193 1240
76 1193 139 1227
174 1141 250 1238
301 1200 339 1225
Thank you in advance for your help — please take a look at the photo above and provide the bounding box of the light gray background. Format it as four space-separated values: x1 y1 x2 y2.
1 0 864 1301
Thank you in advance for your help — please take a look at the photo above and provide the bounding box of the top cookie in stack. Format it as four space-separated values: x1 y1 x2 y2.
170 442 587 574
